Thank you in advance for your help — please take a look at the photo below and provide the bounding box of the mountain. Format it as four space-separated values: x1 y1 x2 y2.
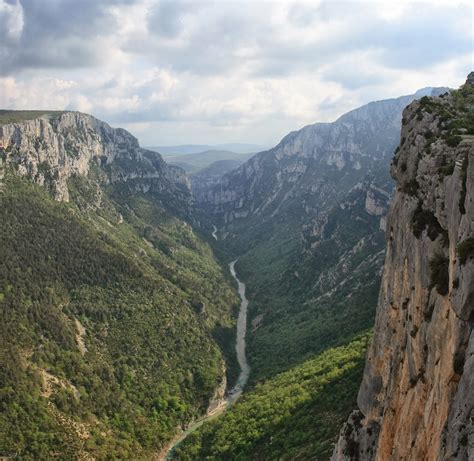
332 77 474 460
165 150 254 174
147 143 265 156
0 110 191 214
190 159 247 201
196 87 448 383
0 111 239 459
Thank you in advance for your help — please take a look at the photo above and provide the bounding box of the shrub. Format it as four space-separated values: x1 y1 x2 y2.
402 179 419 196
457 237 474 265
459 155 468 214
438 162 455 177
446 135 462 147
429 254 449 295
412 203 447 243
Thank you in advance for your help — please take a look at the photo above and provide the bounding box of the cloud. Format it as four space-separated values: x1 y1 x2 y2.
0 0 472 146
0 0 23 43
0 0 131 73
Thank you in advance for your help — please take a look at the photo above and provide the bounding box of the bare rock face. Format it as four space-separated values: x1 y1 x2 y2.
0 111 190 210
466 72 474 86
332 80 474 460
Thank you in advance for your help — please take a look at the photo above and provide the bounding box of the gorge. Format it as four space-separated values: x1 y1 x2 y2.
0 75 473 461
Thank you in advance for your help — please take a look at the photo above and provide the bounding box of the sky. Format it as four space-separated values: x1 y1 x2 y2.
0 0 472 147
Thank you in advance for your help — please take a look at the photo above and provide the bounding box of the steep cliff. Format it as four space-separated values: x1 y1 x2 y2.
332 77 474 460
196 88 446 231
0 110 190 215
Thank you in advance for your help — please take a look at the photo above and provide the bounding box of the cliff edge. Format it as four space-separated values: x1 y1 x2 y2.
0 110 190 214
332 76 474 460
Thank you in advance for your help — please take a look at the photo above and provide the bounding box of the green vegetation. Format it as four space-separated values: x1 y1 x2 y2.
0 174 238 459
416 84 474 145
429 254 449 295
412 202 447 243
446 134 462 147
438 157 455 177
457 237 474 265
459 154 469 214
0 110 66 125
174 334 370 460
222 183 384 386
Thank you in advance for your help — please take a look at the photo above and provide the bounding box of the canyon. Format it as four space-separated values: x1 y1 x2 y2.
0 76 472 460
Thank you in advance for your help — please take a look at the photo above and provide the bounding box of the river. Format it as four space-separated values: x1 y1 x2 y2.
162 259 250 459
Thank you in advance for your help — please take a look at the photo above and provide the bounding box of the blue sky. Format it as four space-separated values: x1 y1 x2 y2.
0 0 472 146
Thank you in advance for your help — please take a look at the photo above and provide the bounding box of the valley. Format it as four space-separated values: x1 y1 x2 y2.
1 77 472 461
1 2 472 460
163 260 250 459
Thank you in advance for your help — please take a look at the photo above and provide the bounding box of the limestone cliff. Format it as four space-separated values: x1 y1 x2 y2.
0 111 190 214
195 88 447 231
332 78 474 460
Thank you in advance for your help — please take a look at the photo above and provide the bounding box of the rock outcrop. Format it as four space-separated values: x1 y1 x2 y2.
332 79 474 460
0 111 190 214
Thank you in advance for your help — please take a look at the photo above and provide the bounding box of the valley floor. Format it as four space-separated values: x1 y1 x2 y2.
163 260 251 459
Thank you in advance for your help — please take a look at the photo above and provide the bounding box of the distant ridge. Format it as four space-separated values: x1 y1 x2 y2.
147 143 266 156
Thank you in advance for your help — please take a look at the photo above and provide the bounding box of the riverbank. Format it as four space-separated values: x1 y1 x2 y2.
160 259 250 460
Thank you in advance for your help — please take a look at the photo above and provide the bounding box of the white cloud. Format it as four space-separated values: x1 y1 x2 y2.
0 0 472 146
0 0 24 41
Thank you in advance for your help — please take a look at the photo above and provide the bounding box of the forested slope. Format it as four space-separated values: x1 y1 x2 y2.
174 334 370 460
0 112 238 459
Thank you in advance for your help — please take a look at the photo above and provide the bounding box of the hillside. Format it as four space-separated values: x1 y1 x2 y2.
190 159 245 201
332 76 474 460
196 87 447 384
0 112 239 459
174 334 370 460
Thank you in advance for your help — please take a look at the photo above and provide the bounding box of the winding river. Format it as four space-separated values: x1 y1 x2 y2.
228 259 250 401
162 258 250 459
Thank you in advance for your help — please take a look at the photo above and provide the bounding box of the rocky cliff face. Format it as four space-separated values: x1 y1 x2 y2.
0 111 190 213
190 158 245 203
332 79 474 460
195 88 446 234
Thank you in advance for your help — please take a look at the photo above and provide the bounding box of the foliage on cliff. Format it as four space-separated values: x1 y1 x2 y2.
0 174 238 460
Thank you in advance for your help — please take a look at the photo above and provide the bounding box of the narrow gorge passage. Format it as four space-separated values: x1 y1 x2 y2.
163 258 250 459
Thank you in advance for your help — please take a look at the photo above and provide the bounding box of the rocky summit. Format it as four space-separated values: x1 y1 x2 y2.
0 111 190 214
